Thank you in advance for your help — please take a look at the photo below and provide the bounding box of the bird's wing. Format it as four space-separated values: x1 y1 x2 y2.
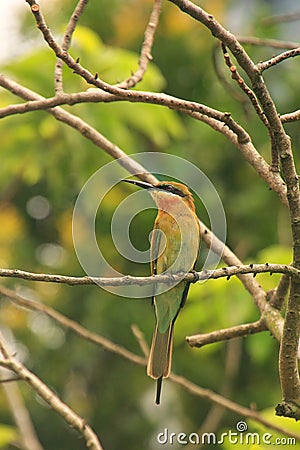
150 225 163 276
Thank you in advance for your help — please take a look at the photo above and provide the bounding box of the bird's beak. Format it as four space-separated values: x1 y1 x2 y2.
122 179 155 190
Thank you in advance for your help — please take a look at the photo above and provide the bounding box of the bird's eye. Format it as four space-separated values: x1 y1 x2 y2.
165 185 174 192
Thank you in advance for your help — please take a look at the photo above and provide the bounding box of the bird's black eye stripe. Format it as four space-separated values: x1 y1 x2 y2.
160 184 186 197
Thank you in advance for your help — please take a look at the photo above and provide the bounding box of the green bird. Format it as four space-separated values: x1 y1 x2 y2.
123 179 200 404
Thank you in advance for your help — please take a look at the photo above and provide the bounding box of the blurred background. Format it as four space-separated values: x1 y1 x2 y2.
0 0 300 448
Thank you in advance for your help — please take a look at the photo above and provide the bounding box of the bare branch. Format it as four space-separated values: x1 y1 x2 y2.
0 263 298 286
169 373 300 440
117 0 162 89
0 78 249 142
0 74 157 185
281 109 300 123
1 372 44 450
269 274 290 310
183 109 287 205
262 11 300 25
258 47 300 72
23 1 255 141
221 43 279 170
0 285 146 367
0 72 288 205
131 324 149 358
168 0 300 419
0 332 103 450
2 286 299 440
54 0 89 94
238 36 300 50
186 319 266 348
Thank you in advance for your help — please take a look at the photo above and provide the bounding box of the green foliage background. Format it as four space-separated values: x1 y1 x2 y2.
0 0 300 448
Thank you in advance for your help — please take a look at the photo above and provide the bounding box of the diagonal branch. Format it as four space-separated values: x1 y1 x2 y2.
2 285 299 441
0 332 103 450
0 73 287 205
24 0 253 141
117 0 162 89
0 285 145 367
221 43 279 170
54 0 89 94
1 371 44 450
258 47 300 72
168 0 300 421
237 36 300 50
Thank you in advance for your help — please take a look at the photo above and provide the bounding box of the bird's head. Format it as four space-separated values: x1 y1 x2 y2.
122 179 196 212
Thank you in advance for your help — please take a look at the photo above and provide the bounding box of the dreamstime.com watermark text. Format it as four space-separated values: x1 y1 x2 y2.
156 421 296 446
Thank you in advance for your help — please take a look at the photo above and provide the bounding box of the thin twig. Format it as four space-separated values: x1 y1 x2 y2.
117 0 162 89
1 370 44 450
221 44 279 170
281 109 300 123
54 0 89 94
221 44 268 128
262 11 300 25
24 0 253 140
212 44 250 115
269 274 290 310
258 47 300 72
131 324 149 358
238 36 300 50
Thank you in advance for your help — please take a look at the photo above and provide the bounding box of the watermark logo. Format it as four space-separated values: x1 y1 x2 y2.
156 421 297 446
72 152 226 297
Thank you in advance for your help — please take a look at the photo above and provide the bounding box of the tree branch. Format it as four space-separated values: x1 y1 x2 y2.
1 370 44 450
169 373 300 440
117 0 162 89
258 47 300 72
221 43 279 170
0 263 298 286
186 319 266 348
54 0 89 94
269 273 290 310
24 0 255 141
0 332 103 450
0 74 157 185
0 285 146 367
0 71 287 205
168 0 300 421
237 36 300 50
281 109 300 123
262 11 300 25
2 285 299 441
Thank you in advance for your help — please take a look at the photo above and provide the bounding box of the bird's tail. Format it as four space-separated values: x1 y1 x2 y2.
147 323 174 404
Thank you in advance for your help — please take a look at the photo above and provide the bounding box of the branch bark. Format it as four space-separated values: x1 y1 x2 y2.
0 332 103 450
2 285 299 442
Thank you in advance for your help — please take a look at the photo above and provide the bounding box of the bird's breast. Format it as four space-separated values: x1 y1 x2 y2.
153 210 199 274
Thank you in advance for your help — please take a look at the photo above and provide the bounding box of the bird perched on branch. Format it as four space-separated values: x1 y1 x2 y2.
123 179 200 404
